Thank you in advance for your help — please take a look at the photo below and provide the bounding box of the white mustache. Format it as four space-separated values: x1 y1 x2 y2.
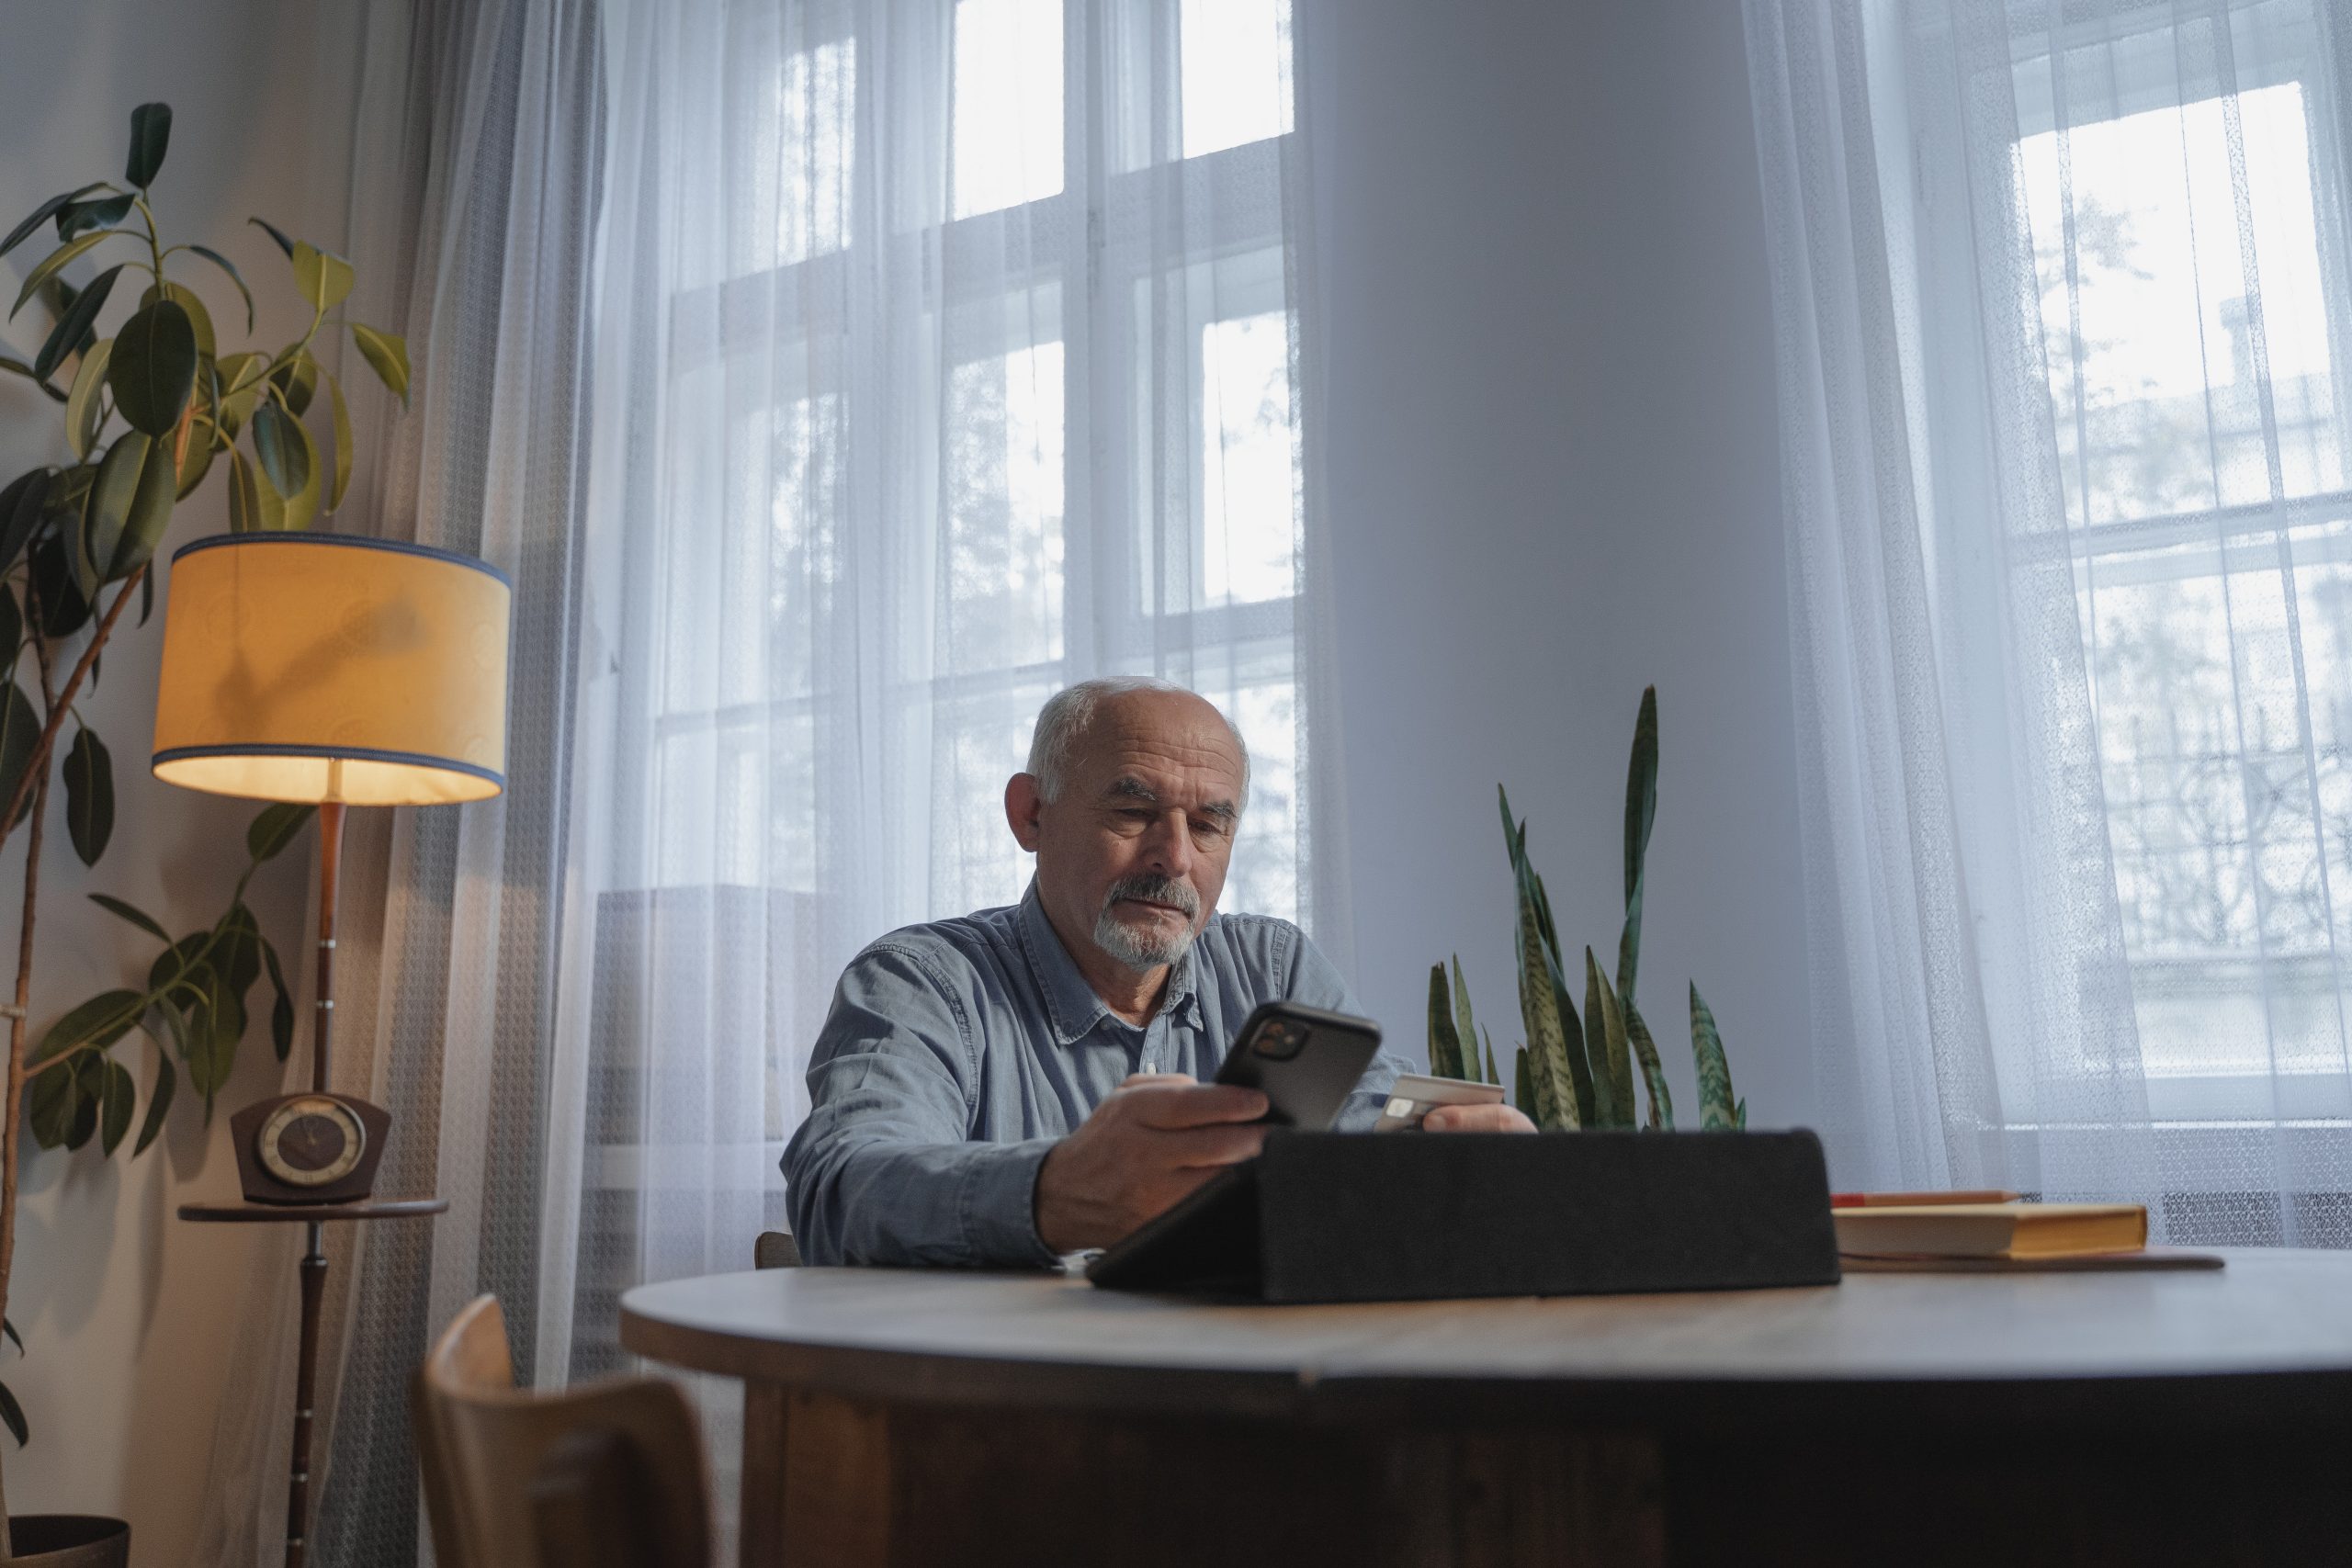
1102 874 1198 919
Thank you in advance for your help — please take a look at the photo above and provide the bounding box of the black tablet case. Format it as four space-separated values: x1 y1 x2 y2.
1086 1129 1841 1302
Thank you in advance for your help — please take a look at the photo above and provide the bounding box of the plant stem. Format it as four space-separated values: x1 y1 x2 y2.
0 582 60 1566
0 568 143 840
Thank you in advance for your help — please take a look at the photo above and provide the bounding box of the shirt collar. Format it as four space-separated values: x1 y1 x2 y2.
1016 880 1204 1043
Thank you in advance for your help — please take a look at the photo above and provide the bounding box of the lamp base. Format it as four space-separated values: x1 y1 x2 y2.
229 1093 391 1205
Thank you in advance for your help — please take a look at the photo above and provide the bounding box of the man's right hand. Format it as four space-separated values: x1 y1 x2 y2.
1034 1074 1270 1254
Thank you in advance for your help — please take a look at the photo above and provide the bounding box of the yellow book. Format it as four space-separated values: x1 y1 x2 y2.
1832 1202 2147 1260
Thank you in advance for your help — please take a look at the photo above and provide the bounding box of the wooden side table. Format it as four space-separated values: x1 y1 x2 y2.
180 1199 448 1568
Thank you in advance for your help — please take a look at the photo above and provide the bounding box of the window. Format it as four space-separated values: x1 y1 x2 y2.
2004 6 2352 1120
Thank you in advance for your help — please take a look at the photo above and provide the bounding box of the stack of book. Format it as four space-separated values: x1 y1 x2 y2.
1830 1190 2222 1272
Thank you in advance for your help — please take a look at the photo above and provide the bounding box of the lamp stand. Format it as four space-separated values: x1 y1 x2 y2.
179 796 447 1568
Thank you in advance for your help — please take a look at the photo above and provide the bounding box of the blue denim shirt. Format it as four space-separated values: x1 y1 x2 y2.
782 881 1410 1268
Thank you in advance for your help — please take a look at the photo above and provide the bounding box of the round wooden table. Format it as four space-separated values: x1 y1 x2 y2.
621 1250 2352 1567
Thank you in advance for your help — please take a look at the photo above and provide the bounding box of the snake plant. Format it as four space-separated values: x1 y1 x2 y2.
1428 687 1745 1131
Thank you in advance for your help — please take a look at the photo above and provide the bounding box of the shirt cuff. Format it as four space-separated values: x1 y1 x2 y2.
957 1136 1063 1269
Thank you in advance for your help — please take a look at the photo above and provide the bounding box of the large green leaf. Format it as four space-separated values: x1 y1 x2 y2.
0 582 18 670
83 431 150 583
213 351 266 435
349 322 410 406
0 681 38 835
1426 962 1464 1080
188 968 245 1107
28 530 91 637
28 1058 80 1148
55 193 135 243
32 262 122 382
217 902 263 995
63 725 114 865
89 891 169 942
278 416 322 530
290 241 354 312
28 988 146 1069
108 431 175 579
247 216 297 257
134 1053 175 1156
0 1375 25 1447
1690 983 1740 1131
251 400 309 499
247 801 314 861
1 183 108 258
107 297 198 436
141 280 215 359
125 103 173 188
0 469 52 578
262 938 294 1062
326 369 352 513
175 413 217 501
99 1056 136 1156
267 353 318 417
185 244 254 333
1623 999 1673 1131
10 231 116 319
65 337 112 460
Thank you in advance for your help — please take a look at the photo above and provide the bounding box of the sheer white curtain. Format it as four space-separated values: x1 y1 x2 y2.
548 0 1335 1538
1747 0 2352 1243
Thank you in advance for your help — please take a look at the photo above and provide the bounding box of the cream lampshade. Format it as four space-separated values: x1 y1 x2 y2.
151 532 512 806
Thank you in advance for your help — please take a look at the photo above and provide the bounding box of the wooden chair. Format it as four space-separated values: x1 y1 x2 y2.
413 1295 711 1568
752 1231 801 1269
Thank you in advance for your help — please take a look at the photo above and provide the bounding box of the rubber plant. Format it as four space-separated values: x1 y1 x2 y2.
0 102 410 1546
1426 687 1746 1132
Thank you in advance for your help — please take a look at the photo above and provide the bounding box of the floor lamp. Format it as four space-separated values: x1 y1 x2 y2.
150 531 512 1568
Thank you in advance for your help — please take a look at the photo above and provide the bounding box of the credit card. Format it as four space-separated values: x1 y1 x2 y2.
1373 1072 1508 1132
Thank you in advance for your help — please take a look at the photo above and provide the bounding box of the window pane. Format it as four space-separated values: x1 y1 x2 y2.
731 38 854 277
2018 83 2342 527
953 0 1063 218
1202 310 1299 605
1180 0 1294 159
1223 678 1300 923
945 342 1067 670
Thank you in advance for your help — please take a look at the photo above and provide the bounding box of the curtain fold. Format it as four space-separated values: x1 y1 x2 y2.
1748 0 2352 1241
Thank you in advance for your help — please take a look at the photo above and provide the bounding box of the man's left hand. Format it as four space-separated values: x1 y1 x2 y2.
1421 1103 1537 1133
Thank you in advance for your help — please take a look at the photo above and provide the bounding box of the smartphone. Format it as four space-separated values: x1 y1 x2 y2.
1212 1000 1384 1130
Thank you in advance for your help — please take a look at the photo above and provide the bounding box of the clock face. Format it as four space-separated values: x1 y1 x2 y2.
257 1096 367 1188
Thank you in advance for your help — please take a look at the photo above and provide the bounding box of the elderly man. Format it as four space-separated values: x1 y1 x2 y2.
783 677 1532 1267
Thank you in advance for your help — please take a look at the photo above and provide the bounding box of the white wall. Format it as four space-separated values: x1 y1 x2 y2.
0 6 353 1562
1308 0 1817 1130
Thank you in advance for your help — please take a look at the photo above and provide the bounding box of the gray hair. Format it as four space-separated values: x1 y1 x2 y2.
1026 677 1251 807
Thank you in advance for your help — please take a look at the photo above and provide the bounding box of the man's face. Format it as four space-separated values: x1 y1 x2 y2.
1009 690 1246 976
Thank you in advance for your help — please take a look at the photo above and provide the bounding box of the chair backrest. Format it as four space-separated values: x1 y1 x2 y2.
413 1295 712 1568
752 1230 802 1269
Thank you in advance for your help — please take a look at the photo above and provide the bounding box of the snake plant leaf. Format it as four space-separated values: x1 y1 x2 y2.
134 1053 175 1156
1513 1046 1534 1122
107 296 198 436
1623 998 1673 1130
2 183 108 258
33 262 122 383
1691 982 1739 1130
10 231 116 320
1427 963 1465 1080
1482 1029 1499 1089
1450 955 1477 1072
125 103 173 189
1512 849 1581 1130
1583 948 1635 1129
186 243 255 332
63 725 114 866
1619 686 1658 999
